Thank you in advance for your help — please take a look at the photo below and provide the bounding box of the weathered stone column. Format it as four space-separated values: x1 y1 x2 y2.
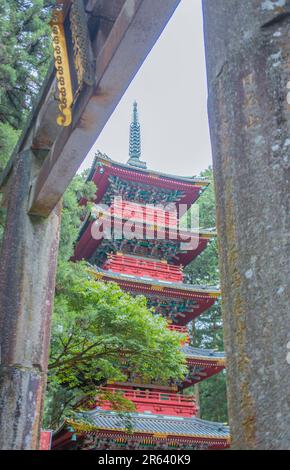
202 0 290 449
0 150 61 449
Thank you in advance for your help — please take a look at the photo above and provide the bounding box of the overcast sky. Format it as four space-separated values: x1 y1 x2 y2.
80 0 211 177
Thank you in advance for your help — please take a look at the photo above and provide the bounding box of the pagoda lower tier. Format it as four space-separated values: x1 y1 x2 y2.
52 412 230 450
90 265 220 326
52 346 227 450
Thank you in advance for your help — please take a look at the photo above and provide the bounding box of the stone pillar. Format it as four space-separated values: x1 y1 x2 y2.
202 0 290 449
0 150 61 449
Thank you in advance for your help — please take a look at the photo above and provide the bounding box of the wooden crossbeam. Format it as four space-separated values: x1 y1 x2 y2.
27 0 181 216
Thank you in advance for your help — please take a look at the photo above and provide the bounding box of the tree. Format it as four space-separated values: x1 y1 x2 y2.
44 174 187 429
0 1 53 242
45 263 187 428
58 172 96 262
184 167 228 422
0 0 53 131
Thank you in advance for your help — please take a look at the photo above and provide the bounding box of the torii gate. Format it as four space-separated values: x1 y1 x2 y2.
0 0 289 450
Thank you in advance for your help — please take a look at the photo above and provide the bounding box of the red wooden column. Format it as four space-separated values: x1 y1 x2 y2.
0 150 61 449
203 0 290 449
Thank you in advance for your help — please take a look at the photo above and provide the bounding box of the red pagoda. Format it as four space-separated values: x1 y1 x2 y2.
52 103 229 450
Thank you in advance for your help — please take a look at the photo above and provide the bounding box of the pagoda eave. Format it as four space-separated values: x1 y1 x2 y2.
83 154 209 211
90 267 219 298
114 356 225 390
52 413 230 450
73 215 215 266
89 268 219 325
183 345 226 386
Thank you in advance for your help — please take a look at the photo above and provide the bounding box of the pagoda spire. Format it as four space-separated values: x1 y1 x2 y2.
129 101 141 159
127 101 147 169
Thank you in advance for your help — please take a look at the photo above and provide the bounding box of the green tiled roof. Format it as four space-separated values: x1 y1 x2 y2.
182 344 225 360
74 409 230 440
93 264 220 295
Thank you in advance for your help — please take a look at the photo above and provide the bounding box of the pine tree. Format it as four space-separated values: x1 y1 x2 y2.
0 0 53 239
0 0 54 168
0 1 53 132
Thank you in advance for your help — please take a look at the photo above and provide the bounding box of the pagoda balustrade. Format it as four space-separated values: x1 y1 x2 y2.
98 387 198 417
167 324 190 344
103 253 183 282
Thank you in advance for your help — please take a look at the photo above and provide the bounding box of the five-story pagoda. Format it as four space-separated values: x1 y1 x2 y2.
52 103 230 450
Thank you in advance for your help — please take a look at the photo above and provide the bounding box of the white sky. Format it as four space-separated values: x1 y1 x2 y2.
80 0 212 177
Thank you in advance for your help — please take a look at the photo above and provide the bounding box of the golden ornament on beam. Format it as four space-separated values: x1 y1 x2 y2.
50 4 73 127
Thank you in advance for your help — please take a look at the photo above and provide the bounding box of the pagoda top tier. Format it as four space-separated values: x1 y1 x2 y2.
85 152 209 208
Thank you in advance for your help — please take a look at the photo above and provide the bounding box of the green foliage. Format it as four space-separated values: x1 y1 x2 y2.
0 123 21 242
185 168 219 287
198 371 228 423
59 172 96 261
52 263 186 386
0 123 20 170
45 260 187 428
185 167 228 423
0 1 53 129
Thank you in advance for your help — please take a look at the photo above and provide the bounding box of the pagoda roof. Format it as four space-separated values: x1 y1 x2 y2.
116 346 225 390
85 153 209 208
73 210 215 267
181 345 225 388
53 411 230 449
78 409 229 439
182 344 225 363
88 153 209 187
111 345 225 389
90 266 219 325
91 265 219 297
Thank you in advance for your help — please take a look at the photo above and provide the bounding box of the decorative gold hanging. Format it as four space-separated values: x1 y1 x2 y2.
50 4 73 127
